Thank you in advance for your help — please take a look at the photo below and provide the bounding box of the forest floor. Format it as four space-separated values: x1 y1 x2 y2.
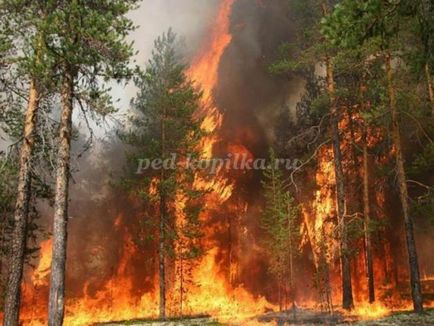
95 308 434 325
337 308 434 326
259 307 434 326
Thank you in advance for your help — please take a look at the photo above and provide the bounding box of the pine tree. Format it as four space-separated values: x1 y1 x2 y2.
0 1 58 323
120 29 205 319
270 0 355 310
261 148 300 311
322 0 426 312
41 1 139 324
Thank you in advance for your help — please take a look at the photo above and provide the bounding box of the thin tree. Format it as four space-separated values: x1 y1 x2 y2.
261 148 299 311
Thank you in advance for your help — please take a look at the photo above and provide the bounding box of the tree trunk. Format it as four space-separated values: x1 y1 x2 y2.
362 128 375 303
325 53 354 310
385 52 424 313
320 1 353 310
159 110 167 320
360 77 376 303
48 67 74 326
287 204 295 311
3 77 40 326
425 63 433 114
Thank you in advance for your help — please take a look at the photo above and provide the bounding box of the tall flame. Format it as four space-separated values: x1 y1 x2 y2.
14 1 273 325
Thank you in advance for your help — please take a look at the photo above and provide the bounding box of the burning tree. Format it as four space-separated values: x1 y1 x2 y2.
261 148 300 312
121 29 206 319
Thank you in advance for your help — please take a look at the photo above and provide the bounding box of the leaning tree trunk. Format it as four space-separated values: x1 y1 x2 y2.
48 67 74 326
385 52 424 313
325 54 354 310
3 77 40 326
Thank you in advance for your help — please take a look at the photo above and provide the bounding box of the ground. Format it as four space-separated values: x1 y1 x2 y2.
338 309 434 326
95 308 434 325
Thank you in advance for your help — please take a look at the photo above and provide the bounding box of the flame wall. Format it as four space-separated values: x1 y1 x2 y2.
8 0 434 325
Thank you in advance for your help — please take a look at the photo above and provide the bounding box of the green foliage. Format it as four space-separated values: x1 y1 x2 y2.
120 29 205 262
261 148 300 282
42 0 139 117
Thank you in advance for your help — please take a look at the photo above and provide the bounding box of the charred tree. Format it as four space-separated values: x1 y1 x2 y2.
324 53 354 310
385 52 424 313
360 78 376 303
362 126 375 303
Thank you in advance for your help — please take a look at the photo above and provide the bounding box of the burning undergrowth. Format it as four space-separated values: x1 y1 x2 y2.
15 0 434 325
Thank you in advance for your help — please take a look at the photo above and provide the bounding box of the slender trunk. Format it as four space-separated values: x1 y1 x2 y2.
385 52 423 313
325 54 354 310
179 257 183 317
360 78 375 303
159 110 167 320
48 67 74 326
3 77 40 326
321 1 353 310
159 194 167 319
425 63 433 114
288 207 295 310
362 129 375 303
278 275 282 312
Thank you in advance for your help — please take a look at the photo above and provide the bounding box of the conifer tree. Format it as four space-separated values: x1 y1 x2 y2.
121 29 205 319
261 149 300 311
0 1 57 323
42 1 139 324
322 0 425 312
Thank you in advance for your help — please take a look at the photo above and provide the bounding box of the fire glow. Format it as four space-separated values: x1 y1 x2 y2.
11 1 434 325
18 1 273 325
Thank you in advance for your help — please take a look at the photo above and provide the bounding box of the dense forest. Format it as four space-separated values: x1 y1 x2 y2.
0 0 433 325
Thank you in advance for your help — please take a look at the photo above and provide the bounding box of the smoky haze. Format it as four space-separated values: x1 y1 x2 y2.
30 0 312 310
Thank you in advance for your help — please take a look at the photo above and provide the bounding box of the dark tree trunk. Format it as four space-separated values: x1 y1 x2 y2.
362 128 375 303
324 51 354 310
3 77 40 326
385 52 424 313
425 63 433 114
159 193 167 320
360 78 376 303
159 110 167 320
288 204 295 310
48 67 74 326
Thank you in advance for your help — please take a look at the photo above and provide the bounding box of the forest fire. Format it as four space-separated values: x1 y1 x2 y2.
18 0 274 324
2 0 434 325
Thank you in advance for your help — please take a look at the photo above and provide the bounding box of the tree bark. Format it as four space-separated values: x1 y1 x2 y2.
360 78 376 303
3 77 40 326
385 52 424 313
320 1 353 310
325 54 354 310
362 128 375 303
48 67 74 326
288 209 295 311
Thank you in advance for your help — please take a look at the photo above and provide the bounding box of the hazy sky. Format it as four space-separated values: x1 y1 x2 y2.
110 0 220 114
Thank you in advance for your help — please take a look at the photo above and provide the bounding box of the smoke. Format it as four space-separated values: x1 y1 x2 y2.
29 0 311 312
